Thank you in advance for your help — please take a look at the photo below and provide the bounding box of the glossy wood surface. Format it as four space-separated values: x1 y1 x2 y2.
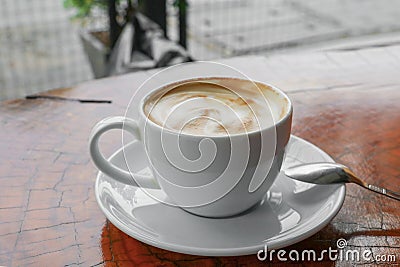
0 44 399 266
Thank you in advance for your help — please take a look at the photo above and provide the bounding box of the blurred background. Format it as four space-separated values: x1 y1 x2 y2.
1 0 400 100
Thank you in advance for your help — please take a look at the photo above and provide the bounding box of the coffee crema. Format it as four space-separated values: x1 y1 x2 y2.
144 78 287 136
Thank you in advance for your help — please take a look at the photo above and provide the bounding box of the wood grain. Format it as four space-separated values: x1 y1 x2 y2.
0 45 399 266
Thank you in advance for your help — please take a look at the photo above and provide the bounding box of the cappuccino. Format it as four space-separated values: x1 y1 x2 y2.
144 78 286 136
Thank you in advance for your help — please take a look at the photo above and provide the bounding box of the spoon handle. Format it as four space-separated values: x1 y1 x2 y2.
344 169 400 201
365 184 400 201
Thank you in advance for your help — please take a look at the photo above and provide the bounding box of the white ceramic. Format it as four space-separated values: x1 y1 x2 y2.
95 135 346 256
89 78 292 217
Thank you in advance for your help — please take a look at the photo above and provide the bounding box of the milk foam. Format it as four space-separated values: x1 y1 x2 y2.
144 78 286 136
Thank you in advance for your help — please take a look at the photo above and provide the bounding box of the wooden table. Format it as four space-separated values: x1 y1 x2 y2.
1 42 399 266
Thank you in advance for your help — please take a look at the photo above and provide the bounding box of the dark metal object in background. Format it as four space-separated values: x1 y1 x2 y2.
106 13 191 76
103 0 191 78
108 0 121 49
108 0 187 49
140 0 167 38
177 0 188 48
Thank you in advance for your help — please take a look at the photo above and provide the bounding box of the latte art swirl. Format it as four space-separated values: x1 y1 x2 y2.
144 78 286 136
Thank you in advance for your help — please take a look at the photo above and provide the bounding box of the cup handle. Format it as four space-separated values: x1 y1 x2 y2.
89 116 160 189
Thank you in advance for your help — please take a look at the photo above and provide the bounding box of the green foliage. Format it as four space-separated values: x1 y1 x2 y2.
64 0 184 19
173 0 188 12
63 0 111 18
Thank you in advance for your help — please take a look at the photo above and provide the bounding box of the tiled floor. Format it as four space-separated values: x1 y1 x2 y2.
187 0 400 59
0 0 93 101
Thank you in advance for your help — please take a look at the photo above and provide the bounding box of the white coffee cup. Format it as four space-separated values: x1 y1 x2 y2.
89 77 292 217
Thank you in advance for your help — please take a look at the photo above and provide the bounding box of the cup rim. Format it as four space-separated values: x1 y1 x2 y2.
138 77 293 138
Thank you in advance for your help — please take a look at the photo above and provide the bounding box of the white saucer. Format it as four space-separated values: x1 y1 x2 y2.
95 135 345 256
